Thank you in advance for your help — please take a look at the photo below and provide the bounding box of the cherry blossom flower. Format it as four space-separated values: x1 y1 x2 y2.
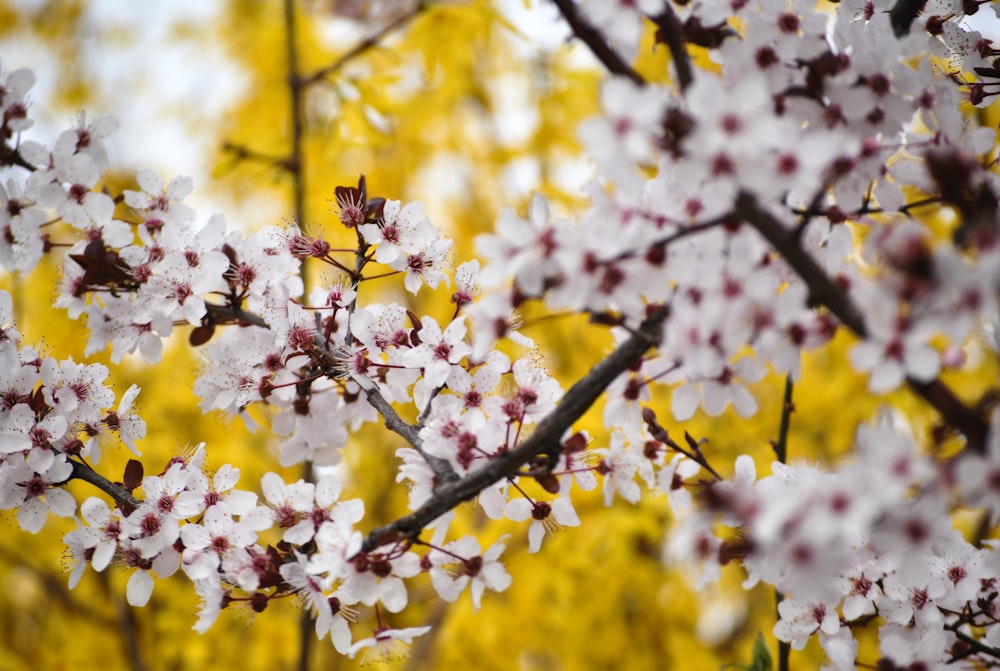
428 535 512 609
339 549 422 612
0 454 75 533
180 503 260 580
345 625 432 662
505 496 580 554
593 432 641 505
774 598 841 650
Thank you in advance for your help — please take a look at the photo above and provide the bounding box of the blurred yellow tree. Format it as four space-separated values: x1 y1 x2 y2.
1 1 997 670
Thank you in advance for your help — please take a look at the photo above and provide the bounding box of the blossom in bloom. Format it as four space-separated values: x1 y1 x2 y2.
428 535 512 609
774 598 840 650
180 503 260 580
339 549 422 613
593 432 641 505
505 496 580 554
0 455 76 533
345 625 432 662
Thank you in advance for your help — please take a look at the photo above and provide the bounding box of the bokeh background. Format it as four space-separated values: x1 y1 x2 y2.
1 1 998 669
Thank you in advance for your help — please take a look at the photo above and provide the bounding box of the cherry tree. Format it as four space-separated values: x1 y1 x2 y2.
3 0 1000 668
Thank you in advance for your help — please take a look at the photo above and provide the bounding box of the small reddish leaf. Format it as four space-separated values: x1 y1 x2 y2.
123 459 144 491
189 323 215 346
535 472 561 495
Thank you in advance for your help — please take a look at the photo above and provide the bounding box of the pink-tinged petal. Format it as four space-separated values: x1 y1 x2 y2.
204 504 233 534
283 520 316 545
152 549 179 578
848 342 879 371
126 570 154 606
430 570 464 602
701 381 729 416
733 455 756 484
483 563 512 592
213 464 240 492
470 579 486 610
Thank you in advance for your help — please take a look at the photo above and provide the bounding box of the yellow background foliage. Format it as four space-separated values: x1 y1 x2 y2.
1 2 996 670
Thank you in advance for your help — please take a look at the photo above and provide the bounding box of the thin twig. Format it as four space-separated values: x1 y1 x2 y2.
301 1 434 86
0 143 38 171
283 2 313 669
220 142 294 170
947 624 1000 662
773 375 794 465
773 375 793 671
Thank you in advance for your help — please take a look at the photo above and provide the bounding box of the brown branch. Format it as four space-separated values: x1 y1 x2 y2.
204 302 269 328
301 1 434 87
946 622 1000 662
550 0 646 87
360 306 668 552
735 190 988 452
363 385 458 488
69 459 141 512
0 143 38 171
649 4 694 91
220 142 295 171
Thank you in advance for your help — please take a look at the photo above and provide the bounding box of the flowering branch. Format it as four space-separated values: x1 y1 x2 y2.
68 459 141 513
550 0 646 87
360 306 667 551
300 1 435 86
735 190 989 452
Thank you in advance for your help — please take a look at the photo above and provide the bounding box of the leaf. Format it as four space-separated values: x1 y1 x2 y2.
718 632 773 671
748 632 773 671
189 322 215 346
123 459 144 492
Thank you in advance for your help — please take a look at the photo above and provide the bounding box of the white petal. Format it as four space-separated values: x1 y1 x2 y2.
126 570 154 606
671 382 700 421
135 168 162 196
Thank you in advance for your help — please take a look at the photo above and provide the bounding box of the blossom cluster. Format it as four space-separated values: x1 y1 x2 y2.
2 0 1000 666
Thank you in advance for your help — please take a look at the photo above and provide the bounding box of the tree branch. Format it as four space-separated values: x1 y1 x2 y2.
550 0 646 88
735 191 989 452
204 302 269 328
301 1 434 86
0 143 38 172
649 3 694 91
363 385 458 488
69 459 141 513
360 306 668 551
